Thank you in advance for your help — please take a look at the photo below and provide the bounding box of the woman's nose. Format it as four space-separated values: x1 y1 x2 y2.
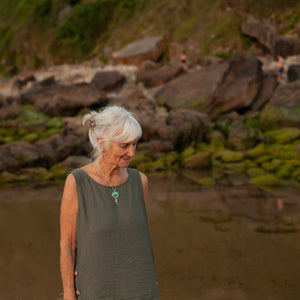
127 144 136 157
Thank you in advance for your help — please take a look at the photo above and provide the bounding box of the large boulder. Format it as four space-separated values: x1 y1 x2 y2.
259 81 300 129
241 16 279 52
227 119 263 150
251 70 278 111
137 66 185 88
0 141 39 172
130 104 210 148
287 64 300 82
154 61 229 109
91 71 126 91
207 56 263 117
20 83 107 116
242 15 300 56
112 35 166 65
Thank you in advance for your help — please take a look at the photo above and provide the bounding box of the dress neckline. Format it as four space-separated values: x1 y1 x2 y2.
79 167 131 189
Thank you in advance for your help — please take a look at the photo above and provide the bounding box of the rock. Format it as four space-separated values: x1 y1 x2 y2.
137 66 185 88
138 60 159 73
181 146 196 159
0 103 22 120
112 35 166 65
227 119 263 150
0 141 39 172
261 158 282 172
150 151 180 172
292 169 300 181
154 61 229 109
251 70 278 110
19 167 54 182
247 143 267 158
91 71 126 91
250 174 281 188
149 140 174 153
207 130 226 147
37 76 56 87
0 94 17 108
61 155 90 169
182 152 211 169
130 104 210 147
61 116 89 140
274 37 300 58
241 15 300 56
241 15 278 53
13 74 36 90
20 83 107 116
213 150 245 163
287 64 300 82
264 127 300 144
259 81 300 130
208 56 263 117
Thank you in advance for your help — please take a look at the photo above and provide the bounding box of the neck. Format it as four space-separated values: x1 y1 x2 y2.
96 157 120 181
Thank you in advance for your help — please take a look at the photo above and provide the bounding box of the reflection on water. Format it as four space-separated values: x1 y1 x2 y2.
1 175 300 300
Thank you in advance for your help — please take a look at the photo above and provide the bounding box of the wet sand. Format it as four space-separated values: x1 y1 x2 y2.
0 176 300 300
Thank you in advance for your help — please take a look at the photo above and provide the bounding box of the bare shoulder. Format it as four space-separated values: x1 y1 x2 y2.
138 171 149 203
138 171 148 186
61 173 78 208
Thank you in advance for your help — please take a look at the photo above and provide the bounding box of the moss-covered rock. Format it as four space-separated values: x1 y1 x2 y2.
49 163 70 180
247 143 267 158
20 167 54 182
151 152 180 172
223 162 246 173
213 150 245 162
255 155 272 164
264 127 300 144
227 119 263 150
259 82 300 130
292 169 300 181
181 146 195 159
208 130 225 147
182 151 211 169
250 174 281 188
247 167 265 178
0 171 27 183
267 144 299 160
261 158 282 172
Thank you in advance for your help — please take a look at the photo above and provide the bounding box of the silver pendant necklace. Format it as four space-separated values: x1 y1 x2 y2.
97 161 120 205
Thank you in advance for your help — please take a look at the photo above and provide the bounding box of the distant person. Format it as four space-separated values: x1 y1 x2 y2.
277 55 285 81
60 105 159 299
181 52 187 69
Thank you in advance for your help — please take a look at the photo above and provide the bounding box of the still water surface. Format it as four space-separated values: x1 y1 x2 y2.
0 174 300 300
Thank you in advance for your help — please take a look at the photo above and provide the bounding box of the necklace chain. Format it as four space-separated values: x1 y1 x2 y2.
96 160 120 205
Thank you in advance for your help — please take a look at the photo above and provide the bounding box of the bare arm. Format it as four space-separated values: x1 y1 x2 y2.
139 171 149 203
60 173 78 300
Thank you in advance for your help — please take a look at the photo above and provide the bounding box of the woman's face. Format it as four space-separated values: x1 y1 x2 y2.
104 139 137 168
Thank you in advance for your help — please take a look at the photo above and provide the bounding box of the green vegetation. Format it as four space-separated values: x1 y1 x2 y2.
0 105 62 145
1 0 300 73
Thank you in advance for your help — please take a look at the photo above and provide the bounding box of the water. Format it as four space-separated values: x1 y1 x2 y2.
1 175 300 300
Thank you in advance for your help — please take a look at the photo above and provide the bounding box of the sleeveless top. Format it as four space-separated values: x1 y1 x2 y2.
72 167 159 300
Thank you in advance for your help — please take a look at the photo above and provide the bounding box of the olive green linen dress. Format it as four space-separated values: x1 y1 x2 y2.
71 168 159 300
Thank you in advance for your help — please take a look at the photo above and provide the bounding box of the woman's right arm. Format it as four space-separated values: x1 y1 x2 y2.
60 173 78 300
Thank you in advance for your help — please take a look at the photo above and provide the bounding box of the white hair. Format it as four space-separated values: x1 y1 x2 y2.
82 105 142 160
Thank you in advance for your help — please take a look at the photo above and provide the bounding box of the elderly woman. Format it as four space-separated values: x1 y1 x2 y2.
60 105 159 300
